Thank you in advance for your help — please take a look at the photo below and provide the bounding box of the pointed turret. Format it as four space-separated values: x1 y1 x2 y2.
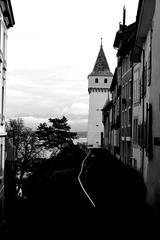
88 43 112 77
87 40 113 147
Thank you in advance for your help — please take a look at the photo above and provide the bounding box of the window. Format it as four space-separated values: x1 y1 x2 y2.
122 112 124 127
129 80 132 99
133 118 138 145
143 62 147 96
1 86 4 125
0 144 2 177
104 78 107 83
133 68 140 103
148 49 152 86
0 20 1 51
146 104 152 159
125 110 128 126
133 158 137 169
126 83 128 100
3 32 5 57
129 108 132 125
95 78 98 83
122 85 125 98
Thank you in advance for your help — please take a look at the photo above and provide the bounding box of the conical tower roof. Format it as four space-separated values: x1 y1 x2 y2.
88 43 112 77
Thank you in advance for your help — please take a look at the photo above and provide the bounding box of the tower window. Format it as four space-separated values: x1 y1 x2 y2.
104 78 107 83
95 78 98 83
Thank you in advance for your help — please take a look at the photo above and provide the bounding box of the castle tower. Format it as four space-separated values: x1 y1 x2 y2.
87 40 113 147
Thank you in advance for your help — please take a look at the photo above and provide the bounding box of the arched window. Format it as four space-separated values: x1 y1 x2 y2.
95 78 98 83
104 78 107 83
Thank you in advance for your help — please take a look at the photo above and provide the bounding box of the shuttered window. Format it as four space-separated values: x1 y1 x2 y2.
133 118 138 145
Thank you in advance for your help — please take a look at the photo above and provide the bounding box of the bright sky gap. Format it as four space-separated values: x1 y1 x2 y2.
6 0 138 131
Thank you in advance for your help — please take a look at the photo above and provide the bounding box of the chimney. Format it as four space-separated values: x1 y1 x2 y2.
123 6 126 26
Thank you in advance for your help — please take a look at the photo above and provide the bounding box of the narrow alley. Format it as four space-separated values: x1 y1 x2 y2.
1 146 155 237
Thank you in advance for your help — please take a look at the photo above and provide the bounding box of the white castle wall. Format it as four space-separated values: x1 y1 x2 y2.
87 75 112 147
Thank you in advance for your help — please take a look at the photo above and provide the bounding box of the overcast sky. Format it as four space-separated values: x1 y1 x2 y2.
6 0 139 131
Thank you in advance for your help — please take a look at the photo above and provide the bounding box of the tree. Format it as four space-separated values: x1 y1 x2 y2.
6 118 44 197
6 118 44 167
36 116 77 151
6 118 24 159
17 127 43 170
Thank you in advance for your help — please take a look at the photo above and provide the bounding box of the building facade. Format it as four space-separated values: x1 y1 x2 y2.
105 67 121 159
132 0 156 211
0 0 14 222
102 99 113 153
132 0 160 216
87 42 112 147
102 0 160 217
132 62 142 171
103 13 136 164
115 22 136 166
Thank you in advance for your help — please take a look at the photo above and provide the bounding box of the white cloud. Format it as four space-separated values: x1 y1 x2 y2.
6 68 89 119
70 103 89 115
7 89 28 98
6 0 138 131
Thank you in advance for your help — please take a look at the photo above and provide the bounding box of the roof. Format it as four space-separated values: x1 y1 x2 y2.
0 0 15 28
116 22 136 58
132 0 155 62
113 24 127 49
88 44 113 77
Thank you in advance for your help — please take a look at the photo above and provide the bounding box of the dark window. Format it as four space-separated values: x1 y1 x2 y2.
104 78 107 83
143 62 147 96
95 78 98 83
1 86 4 125
133 158 137 169
148 50 152 86
129 108 132 125
133 118 138 145
0 144 2 176
146 103 152 159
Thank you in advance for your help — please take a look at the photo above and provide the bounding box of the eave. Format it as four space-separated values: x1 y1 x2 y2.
132 0 155 62
117 23 136 58
110 68 117 92
113 30 123 49
0 0 15 28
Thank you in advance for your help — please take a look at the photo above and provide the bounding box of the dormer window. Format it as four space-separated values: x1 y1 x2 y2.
104 78 107 83
95 78 98 83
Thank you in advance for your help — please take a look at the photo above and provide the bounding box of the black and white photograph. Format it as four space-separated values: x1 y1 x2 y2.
0 0 159 237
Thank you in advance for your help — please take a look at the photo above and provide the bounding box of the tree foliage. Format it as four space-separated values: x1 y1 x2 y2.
36 116 77 150
6 118 46 198
6 118 43 171
6 118 24 157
